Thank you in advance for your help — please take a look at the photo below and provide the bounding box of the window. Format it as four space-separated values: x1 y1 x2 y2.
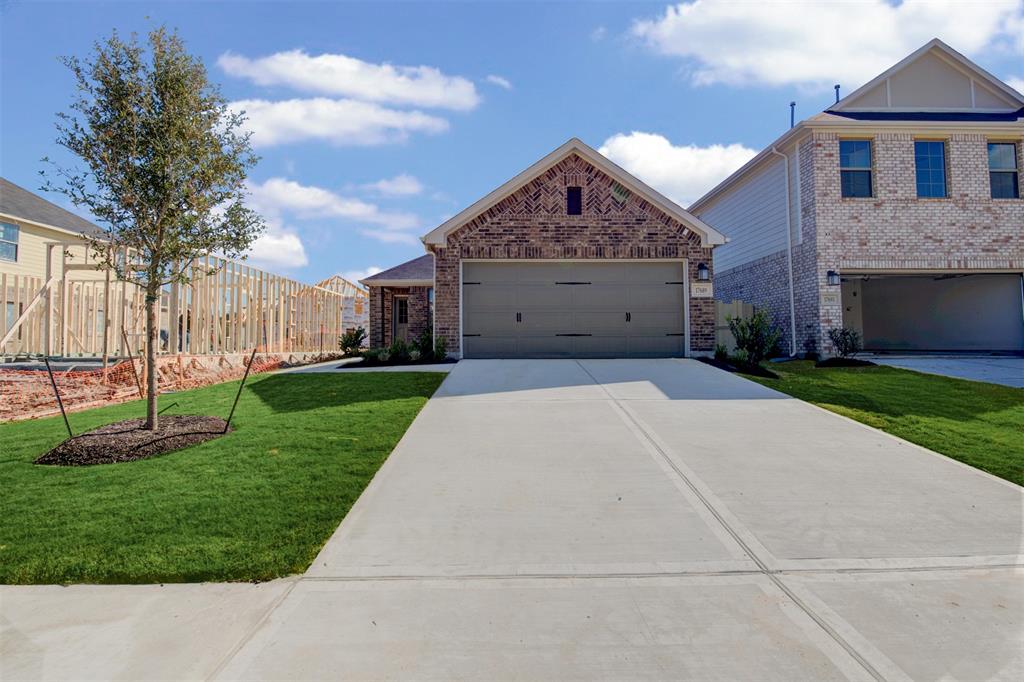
427 287 434 324
914 141 947 198
988 142 1020 199
566 186 582 215
839 140 872 198
396 298 408 324
0 222 18 262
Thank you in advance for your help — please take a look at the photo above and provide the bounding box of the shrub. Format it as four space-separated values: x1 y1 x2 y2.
409 349 422 362
730 348 750 366
413 328 434 360
727 309 782 366
361 347 381 362
339 327 367 356
827 327 862 358
377 350 391 363
434 336 448 360
388 339 411 363
714 343 729 361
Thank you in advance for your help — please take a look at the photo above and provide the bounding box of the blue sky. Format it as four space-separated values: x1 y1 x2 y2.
2 1 1022 284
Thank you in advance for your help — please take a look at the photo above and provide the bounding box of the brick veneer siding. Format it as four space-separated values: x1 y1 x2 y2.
429 153 716 356
810 131 1024 352
715 129 1023 356
367 285 432 348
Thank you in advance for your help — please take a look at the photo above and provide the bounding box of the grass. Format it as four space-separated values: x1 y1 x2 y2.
0 371 444 584
742 360 1024 486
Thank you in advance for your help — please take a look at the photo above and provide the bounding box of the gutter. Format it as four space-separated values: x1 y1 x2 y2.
770 147 799 357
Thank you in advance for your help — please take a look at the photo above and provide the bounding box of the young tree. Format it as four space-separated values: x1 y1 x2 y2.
44 27 264 430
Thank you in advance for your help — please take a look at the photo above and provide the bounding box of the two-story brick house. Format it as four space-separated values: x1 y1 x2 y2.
690 39 1024 355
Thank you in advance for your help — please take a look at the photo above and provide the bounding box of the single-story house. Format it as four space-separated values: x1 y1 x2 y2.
689 39 1024 355
361 138 727 358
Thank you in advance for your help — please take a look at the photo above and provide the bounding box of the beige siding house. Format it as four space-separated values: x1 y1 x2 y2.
691 39 1024 355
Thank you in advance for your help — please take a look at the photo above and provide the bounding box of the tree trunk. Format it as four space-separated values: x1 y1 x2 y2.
145 290 159 430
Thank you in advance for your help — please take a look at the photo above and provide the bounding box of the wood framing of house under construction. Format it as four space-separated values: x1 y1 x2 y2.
1 240 368 361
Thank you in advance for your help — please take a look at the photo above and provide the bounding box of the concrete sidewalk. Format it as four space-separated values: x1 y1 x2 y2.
3 359 1021 680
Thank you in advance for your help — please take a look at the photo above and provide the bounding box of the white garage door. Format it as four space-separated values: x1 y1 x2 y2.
462 261 686 358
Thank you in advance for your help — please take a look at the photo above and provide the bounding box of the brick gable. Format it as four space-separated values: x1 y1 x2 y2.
429 153 715 356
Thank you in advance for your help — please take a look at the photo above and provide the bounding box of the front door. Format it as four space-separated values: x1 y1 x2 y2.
392 296 409 342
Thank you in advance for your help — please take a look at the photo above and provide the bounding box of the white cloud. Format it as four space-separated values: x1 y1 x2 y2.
632 0 1024 91
359 229 421 246
219 50 480 110
485 74 513 90
599 132 757 206
230 98 448 147
362 173 424 196
590 26 608 42
247 177 419 231
341 266 383 283
246 222 309 269
1007 76 1024 93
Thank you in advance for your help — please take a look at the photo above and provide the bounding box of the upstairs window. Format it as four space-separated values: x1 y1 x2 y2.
0 222 18 262
566 186 582 215
839 140 872 198
914 141 947 198
988 142 1020 199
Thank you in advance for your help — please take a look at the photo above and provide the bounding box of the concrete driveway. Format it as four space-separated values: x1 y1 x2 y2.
3 359 1021 680
221 359 1022 681
869 354 1024 388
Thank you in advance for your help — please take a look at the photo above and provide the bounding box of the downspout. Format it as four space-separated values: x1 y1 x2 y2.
771 146 798 356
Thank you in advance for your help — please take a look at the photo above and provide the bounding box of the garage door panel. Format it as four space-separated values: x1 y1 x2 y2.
572 285 629 309
462 261 687 358
573 311 629 336
573 335 628 357
463 335 518 358
628 335 686 357
463 284 516 310
518 335 574 358
520 311 566 334
517 284 573 308
464 311 517 336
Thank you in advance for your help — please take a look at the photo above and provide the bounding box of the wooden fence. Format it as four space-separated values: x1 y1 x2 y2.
2 245 367 359
715 299 754 352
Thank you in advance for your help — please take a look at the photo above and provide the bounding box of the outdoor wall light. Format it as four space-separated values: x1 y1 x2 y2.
826 270 841 286
697 262 710 281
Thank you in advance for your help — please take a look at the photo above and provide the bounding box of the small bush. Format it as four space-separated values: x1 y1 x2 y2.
409 349 422 362
362 347 381 362
388 339 411 363
377 350 391 363
827 327 862 358
727 309 782 366
413 328 434 360
434 336 448 360
714 343 729 361
730 348 750 366
339 327 367 356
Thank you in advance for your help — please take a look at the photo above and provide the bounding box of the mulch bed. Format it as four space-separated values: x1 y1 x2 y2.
697 356 780 379
338 358 458 369
815 357 877 368
35 415 230 466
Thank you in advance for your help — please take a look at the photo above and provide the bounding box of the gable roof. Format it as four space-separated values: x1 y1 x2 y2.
832 38 1024 113
315 274 369 296
421 138 727 248
0 177 104 237
360 254 434 287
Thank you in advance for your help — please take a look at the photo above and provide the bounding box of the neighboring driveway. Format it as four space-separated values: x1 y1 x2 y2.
218 359 1022 681
870 354 1024 388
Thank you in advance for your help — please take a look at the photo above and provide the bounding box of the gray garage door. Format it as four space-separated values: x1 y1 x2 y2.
841 273 1024 352
462 261 686 358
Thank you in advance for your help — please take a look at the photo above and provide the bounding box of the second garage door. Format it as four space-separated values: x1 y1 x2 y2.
462 261 686 358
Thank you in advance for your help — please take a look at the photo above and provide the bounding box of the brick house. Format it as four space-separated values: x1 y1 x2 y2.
690 39 1024 355
361 138 727 358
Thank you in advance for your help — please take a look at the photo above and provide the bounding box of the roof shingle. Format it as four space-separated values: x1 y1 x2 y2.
0 178 104 237
360 254 433 286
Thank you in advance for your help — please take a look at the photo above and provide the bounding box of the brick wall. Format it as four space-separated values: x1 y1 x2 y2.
429 153 716 355
367 285 432 348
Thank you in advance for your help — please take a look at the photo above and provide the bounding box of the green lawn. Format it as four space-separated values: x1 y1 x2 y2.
743 361 1024 486
0 371 444 584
